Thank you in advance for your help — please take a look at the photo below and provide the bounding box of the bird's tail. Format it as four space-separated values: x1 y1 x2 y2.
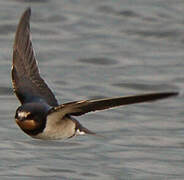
76 121 105 138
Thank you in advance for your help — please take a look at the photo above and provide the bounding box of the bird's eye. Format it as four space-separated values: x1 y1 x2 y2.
27 114 32 119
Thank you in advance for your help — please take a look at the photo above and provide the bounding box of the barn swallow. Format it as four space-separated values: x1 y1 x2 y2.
12 8 178 140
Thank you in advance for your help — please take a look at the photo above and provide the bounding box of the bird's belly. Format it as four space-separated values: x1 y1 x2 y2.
32 117 76 140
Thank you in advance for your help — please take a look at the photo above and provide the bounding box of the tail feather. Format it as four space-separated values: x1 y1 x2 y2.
75 121 105 138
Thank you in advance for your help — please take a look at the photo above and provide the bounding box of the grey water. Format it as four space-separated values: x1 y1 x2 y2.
0 0 183 179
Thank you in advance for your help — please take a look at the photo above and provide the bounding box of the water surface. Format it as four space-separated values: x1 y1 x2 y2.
0 0 183 179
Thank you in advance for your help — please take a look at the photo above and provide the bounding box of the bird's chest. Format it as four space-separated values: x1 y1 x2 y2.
32 116 76 140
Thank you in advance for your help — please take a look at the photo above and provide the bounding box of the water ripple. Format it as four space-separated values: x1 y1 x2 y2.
78 57 118 66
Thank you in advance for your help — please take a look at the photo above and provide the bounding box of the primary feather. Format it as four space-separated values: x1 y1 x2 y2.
12 8 58 106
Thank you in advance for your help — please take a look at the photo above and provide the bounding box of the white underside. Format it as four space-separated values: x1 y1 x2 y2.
33 128 86 140
32 115 86 140
76 129 86 135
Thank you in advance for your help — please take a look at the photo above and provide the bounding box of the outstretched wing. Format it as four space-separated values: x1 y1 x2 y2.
12 8 58 106
48 92 178 119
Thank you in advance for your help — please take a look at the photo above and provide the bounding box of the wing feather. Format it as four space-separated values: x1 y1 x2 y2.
48 92 178 119
12 8 58 106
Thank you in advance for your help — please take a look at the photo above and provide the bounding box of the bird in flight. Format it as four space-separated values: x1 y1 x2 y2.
12 8 178 140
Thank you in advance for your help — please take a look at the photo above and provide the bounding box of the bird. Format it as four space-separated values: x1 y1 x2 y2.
12 7 178 140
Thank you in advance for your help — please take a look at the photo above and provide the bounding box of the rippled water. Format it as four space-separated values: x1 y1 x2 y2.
0 0 184 179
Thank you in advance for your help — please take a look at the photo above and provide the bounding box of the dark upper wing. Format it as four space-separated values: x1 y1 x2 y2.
12 8 58 106
48 92 178 119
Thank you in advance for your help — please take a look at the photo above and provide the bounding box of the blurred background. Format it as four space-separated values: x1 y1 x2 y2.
0 0 183 179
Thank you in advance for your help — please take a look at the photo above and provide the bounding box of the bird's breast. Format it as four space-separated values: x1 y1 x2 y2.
32 116 77 140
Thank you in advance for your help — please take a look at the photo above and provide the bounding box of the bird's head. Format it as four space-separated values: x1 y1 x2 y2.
15 103 50 135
